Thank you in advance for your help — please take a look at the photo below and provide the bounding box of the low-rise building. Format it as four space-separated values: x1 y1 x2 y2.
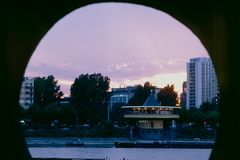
122 93 180 139
109 86 136 109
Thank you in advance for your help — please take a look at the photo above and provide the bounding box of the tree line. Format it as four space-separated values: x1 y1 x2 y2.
21 74 111 127
20 73 218 129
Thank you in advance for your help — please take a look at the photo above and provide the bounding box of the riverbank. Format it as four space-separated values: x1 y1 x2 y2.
114 141 213 149
33 158 106 160
26 137 214 148
26 137 128 147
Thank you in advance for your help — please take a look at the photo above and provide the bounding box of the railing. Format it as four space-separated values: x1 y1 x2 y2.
124 110 176 115
124 113 179 119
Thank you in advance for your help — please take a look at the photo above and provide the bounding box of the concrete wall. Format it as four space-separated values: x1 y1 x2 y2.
138 120 163 129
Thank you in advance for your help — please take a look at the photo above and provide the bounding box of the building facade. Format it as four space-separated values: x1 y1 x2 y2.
180 81 187 107
186 57 219 109
109 86 136 109
19 77 34 109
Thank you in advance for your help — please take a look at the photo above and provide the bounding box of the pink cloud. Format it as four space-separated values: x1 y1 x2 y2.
25 3 209 95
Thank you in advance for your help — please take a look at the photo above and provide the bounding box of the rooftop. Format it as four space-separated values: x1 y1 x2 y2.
121 93 180 109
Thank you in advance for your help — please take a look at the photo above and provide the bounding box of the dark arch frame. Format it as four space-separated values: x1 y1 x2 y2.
1 1 240 160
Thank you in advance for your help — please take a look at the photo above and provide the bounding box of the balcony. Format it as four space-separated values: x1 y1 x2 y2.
123 110 179 119
124 113 179 119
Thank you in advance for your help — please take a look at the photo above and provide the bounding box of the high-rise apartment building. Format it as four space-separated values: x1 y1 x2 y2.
19 77 34 109
186 57 219 109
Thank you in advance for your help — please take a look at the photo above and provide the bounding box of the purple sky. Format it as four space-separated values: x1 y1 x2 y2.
25 3 209 96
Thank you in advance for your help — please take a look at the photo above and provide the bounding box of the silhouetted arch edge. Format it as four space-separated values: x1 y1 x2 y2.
1 1 239 160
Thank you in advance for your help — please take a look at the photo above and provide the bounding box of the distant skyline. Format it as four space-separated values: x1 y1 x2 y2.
25 2 209 96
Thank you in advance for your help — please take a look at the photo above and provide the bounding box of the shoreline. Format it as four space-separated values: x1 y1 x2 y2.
26 137 214 148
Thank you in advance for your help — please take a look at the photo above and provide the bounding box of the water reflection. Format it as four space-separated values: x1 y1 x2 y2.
29 147 211 160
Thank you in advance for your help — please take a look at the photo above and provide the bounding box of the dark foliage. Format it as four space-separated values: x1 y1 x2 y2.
70 73 110 124
34 75 63 106
157 84 178 106
128 82 156 105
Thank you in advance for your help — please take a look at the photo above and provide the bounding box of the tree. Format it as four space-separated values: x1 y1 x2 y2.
25 104 43 127
110 103 125 123
178 107 192 123
59 103 77 125
70 73 110 124
200 102 219 125
25 102 78 127
200 102 218 112
41 103 62 125
128 81 156 105
157 84 178 106
34 75 64 106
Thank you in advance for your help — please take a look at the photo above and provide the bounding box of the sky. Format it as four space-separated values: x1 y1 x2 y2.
25 2 209 96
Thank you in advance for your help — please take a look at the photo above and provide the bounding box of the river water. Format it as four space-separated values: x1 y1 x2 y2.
29 147 211 160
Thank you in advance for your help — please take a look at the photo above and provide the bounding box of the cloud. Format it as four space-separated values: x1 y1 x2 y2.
99 59 186 81
106 62 134 71
26 58 186 86
24 3 210 96
59 62 71 67
58 79 73 86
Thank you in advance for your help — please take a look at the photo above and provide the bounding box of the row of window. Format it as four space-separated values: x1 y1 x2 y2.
111 97 127 102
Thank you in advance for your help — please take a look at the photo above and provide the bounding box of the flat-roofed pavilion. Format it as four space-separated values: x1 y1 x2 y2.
122 93 180 139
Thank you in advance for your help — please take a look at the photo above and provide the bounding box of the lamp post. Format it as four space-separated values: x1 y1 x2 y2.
76 111 79 128
107 103 111 121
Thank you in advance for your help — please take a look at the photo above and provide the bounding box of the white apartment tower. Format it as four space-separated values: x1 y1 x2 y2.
19 77 34 109
186 57 219 109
